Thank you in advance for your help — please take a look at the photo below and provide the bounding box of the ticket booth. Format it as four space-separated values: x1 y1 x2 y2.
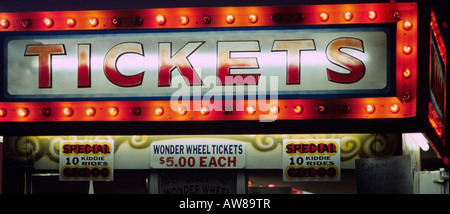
0 0 447 195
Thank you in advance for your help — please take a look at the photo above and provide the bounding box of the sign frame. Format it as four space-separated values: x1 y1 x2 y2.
0 2 430 136
424 8 448 162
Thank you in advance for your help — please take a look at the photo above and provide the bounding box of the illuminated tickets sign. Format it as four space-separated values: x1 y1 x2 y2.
0 3 418 122
5 27 390 99
59 139 114 181
151 141 245 169
283 139 341 181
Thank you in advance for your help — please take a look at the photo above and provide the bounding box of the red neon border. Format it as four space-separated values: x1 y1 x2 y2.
0 3 418 122
427 8 447 141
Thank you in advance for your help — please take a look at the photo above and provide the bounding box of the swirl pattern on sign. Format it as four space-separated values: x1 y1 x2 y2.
3 134 399 165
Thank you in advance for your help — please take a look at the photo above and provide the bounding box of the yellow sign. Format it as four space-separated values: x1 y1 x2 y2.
283 139 340 181
59 140 114 181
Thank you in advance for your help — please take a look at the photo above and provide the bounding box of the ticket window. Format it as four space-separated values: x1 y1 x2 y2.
30 170 149 194
31 173 90 194
156 170 246 194
94 170 148 194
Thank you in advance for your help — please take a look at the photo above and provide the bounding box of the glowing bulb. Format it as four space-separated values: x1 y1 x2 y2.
249 14 258 23
89 17 98 27
403 20 412 30
43 18 53 27
368 11 377 20
0 19 9 28
317 105 327 113
17 108 29 117
226 15 235 24
155 107 164 116
269 105 279 114
390 104 400 113
294 105 303 114
200 106 210 115
156 15 166 25
111 17 121 26
246 105 256 115
403 45 412 55
403 68 412 79
66 18 76 27
178 106 187 115
344 12 353 21
180 16 189 25
366 104 375 114
0 108 7 117
63 107 73 117
320 12 329 22
86 107 96 116
393 11 401 20
108 107 119 116
402 93 411 102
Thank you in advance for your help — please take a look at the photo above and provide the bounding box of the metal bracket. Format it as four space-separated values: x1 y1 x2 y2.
433 168 449 184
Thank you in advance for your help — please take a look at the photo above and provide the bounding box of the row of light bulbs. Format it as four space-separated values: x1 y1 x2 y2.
0 103 401 119
0 10 414 29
